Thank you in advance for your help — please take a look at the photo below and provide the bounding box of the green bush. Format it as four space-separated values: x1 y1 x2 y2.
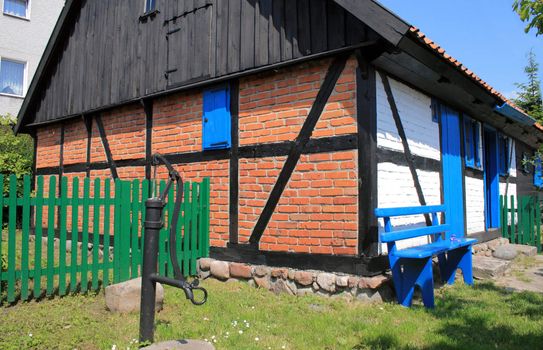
0 114 33 196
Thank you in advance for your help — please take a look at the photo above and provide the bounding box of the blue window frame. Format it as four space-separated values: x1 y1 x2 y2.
498 134 510 176
534 155 543 188
3 0 28 18
202 85 231 151
0 58 25 96
144 0 156 13
463 116 481 169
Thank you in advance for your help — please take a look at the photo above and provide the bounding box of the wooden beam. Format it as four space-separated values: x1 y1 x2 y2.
248 54 348 246
229 81 240 244
332 0 410 47
94 114 118 179
379 72 432 226
142 99 153 182
356 54 378 257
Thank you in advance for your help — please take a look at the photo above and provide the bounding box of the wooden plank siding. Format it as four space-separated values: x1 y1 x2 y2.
27 0 376 127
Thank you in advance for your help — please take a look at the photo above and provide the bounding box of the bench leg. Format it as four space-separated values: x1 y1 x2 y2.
441 246 474 286
395 257 435 308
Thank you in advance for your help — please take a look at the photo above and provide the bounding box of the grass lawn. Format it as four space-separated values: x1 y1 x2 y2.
0 278 542 350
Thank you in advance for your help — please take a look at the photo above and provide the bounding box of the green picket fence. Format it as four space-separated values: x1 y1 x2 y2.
500 195 541 252
0 174 210 304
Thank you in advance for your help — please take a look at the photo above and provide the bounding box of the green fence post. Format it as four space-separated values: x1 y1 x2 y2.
34 176 44 298
21 175 31 301
537 197 542 252
131 179 140 279
182 182 191 276
46 176 56 297
190 183 199 275
203 178 210 257
92 178 101 291
103 179 111 286
118 181 131 282
166 183 174 278
7 175 17 303
511 196 516 244
113 179 122 284
70 177 79 293
59 177 68 296
141 179 149 276
81 178 90 293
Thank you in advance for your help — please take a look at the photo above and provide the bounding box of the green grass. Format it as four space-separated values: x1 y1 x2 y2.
0 279 542 350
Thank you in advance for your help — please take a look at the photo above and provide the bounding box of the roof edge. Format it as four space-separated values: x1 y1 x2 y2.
14 0 76 134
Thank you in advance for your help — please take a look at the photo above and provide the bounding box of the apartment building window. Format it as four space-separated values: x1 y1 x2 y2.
144 0 156 13
3 0 30 19
0 58 26 97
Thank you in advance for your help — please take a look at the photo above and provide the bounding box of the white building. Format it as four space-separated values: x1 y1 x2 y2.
0 0 64 117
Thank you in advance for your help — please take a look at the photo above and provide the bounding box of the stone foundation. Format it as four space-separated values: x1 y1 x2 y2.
198 258 394 303
472 237 510 257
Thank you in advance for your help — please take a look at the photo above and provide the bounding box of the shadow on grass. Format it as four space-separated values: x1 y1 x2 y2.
353 283 543 350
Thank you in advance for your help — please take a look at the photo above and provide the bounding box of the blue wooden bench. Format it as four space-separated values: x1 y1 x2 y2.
374 205 477 308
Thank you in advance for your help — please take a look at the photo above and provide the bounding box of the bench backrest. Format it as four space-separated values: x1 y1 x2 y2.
374 205 449 243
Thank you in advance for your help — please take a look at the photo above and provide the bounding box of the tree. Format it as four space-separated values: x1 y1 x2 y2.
0 114 34 196
513 50 543 123
513 0 543 36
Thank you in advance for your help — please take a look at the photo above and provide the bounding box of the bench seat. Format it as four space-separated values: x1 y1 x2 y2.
393 237 477 259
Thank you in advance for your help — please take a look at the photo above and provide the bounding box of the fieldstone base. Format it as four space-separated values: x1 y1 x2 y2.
509 244 538 257
472 238 510 257
198 258 393 302
105 277 164 313
472 256 512 279
141 340 215 350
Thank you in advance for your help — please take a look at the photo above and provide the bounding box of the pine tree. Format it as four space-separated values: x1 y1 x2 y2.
514 50 543 123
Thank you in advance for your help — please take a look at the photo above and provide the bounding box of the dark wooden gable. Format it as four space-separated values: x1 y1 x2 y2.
23 0 381 129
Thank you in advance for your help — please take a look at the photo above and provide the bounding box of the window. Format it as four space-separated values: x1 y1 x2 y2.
498 134 510 176
3 0 29 19
463 116 481 169
144 0 156 13
534 155 543 188
202 85 231 151
0 58 25 96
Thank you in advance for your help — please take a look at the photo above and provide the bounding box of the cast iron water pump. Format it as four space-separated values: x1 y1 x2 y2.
139 153 208 343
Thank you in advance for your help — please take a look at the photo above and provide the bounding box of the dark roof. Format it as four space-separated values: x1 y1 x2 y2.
15 0 537 136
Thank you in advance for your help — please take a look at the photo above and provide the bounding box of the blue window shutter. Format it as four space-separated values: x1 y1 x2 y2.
203 86 231 151
463 118 474 168
534 157 543 188
473 121 481 168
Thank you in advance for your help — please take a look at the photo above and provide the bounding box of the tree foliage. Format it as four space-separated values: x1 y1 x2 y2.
514 50 543 123
514 0 543 36
0 114 34 195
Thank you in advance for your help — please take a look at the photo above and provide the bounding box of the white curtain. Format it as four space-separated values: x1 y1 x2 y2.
0 59 25 96
3 0 27 17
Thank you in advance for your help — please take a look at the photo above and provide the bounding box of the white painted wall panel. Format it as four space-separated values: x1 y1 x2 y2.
376 76 441 160
465 176 485 234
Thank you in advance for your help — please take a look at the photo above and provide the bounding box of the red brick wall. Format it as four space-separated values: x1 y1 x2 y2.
36 125 61 168
34 54 360 256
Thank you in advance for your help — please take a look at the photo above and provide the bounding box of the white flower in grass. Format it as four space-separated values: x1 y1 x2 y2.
282 346 286 349
28 333 33 337
238 330 243 334
213 339 217 343
204 339 208 342
226 332 230 335
254 337 259 341
111 346 117 350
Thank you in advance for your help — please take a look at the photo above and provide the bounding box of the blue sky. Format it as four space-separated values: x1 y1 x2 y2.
378 0 543 99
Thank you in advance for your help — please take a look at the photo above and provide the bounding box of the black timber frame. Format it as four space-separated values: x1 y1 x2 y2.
94 114 119 179
379 72 432 226
229 80 240 244
247 54 349 246
356 54 378 257
142 99 153 182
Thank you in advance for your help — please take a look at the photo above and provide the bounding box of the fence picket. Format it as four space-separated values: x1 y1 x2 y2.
113 179 122 284
92 178 101 291
34 176 44 298
103 179 111 286
59 177 68 296
7 175 17 303
190 183 199 275
81 178 90 293
70 177 79 293
46 176 56 297
120 181 131 282
21 175 31 301
510 196 516 244
0 175 209 305
131 179 140 279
